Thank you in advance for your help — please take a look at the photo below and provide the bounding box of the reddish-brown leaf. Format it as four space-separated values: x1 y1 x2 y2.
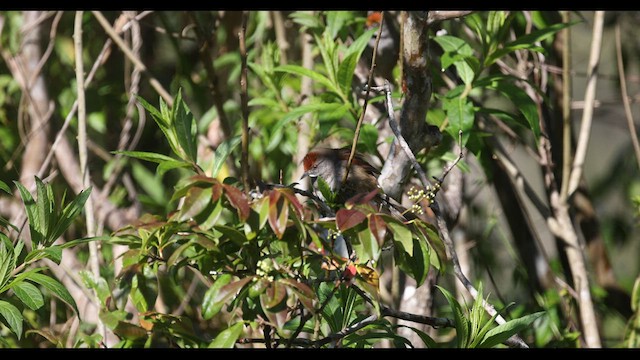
368 213 388 246
277 187 304 219
212 276 253 308
345 188 380 208
268 191 289 239
211 181 223 203
263 281 287 311
336 208 366 232
280 278 316 313
222 184 250 221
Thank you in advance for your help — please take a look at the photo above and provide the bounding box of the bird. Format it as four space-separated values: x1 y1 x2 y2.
302 147 416 220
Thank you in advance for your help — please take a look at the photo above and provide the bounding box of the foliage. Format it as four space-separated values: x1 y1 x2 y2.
0 10 636 349
0 178 90 342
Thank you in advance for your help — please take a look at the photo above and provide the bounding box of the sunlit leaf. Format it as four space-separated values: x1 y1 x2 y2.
0 300 23 339
209 322 244 348
26 273 79 317
486 22 575 66
202 276 253 320
437 285 470 348
0 180 10 194
388 221 413 255
212 135 241 179
12 281 44 311
176 186 212 222
479 311 545 348
172 89 198 163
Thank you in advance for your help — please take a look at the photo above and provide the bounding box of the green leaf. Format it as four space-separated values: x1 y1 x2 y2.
139 95 181 159
289 11 323 29
476 75 540 144
388 221 413 255
0 300 23 339
337 28 376 94
632 276 640 312
0 238 15 291
24 246 62 264
411 237 430 287
209 322 244 348
172 89 198 163
437 285 470 348
486 22 575 66
79 270 112 308
274 64 341 96
12 281 44 311
397 324 438 348
212 136 241 178
176 186 212 222
34 177 52 246
132 161 165 206
26 273 79 317
14 180 43 247
479 311 545 348
443 92 474 147
202 274 231 320
326 11 352 39
113 150 178 164
50 186 91 247
0 180 10 194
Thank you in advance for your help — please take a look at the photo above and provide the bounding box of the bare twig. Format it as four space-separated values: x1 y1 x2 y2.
560 11 572 200
615 22 640 172
426 11 473 25
292 27 315 187
92 11 173 106
272 11 289 64
74 10 104 340
239 11 251 191
564 11 604 200
342 12 385 188
27 11 62 88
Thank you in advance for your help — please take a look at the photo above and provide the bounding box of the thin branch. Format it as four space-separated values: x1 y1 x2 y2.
615 22 640 172
564 11 604 200
74 14 104 344
239 11 251 191
91 11 173 106
380 80 432 189
342 12 385 188
426 11 473 25
28 11 62 88
272 11 289 64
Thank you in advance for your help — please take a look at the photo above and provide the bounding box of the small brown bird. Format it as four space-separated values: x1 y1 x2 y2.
302 147 416 220
302 147 380 203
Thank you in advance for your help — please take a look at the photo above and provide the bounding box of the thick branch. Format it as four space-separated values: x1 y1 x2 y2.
378 11 441 200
